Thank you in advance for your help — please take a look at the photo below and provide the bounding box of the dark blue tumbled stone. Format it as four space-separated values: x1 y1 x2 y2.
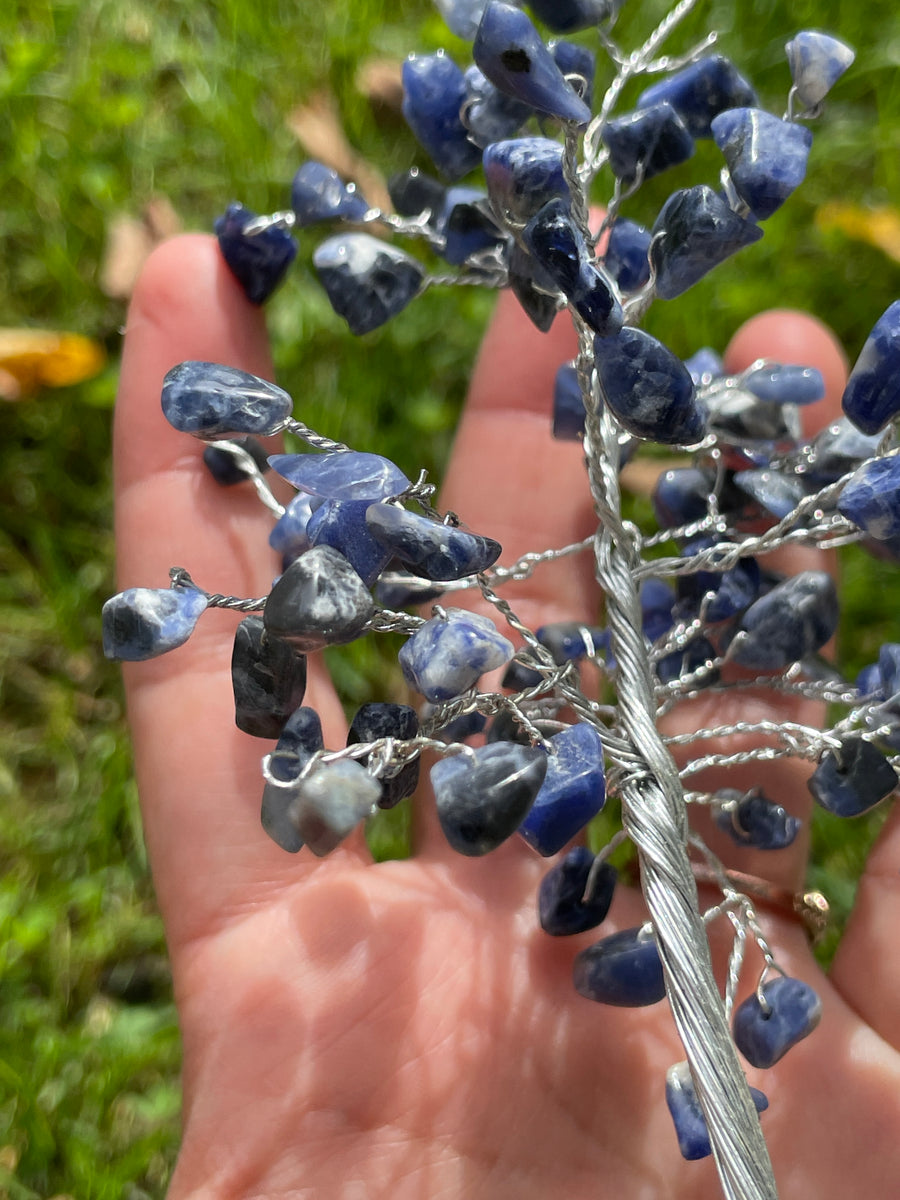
269 450 410 501
804 418 881 486
518 722 606 855
215 202 297 305
374 571 445 609
650 185 764 300
290 161 369 226
603 218 651 294
502 658 543 690
551 40 595 107
808 736 898 817
601 102 694 184
348 702 420 809
527 0 617 33
842 301 900 435
837 454 900 541
268 492 320 565
573 926 666 1006
232 616 307 738
402 52 483 179
387 167 447 218
483 137 569 225
203 436 270 486
711 108 812 221
473 2 591 126
684 347 724 384
524 199 623 336
536 621 609 664
399 608 514 702
437 187 507 264
313 234 425 335
365 503 501 580
162 361 293 439
676 539 761 623
261 706 325 853
786 31 855 110
102 587 208 661
433 709 488 742
878 642 900 697
856 661 884 699
594 327 706 444
637 55 758 139
507 241 559 332
733 976 822 1068
431 740 548 855
729 571 838 670
713 787 801 850
652 467 714 528
552 361 585 440
666 1061 768 1161
640 577 676 642
307 499 393 587
485 709 533 745
462 64 534 148
734 469 811 520
744 364 824 405
263 545 375 652
538 847 617 936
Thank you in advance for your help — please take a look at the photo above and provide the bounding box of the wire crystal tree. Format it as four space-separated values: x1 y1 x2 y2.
102 2 900 1196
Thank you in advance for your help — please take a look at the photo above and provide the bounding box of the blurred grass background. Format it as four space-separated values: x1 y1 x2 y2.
2 0 900 1193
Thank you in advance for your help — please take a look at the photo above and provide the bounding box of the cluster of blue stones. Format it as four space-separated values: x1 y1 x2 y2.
103 0 895 1181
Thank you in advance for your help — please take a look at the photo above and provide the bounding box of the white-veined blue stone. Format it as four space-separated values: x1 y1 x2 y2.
365 503 501 580
837 455 900 540
102 587 208 661
399 607 514 701
711 108 812 221
269 450 411 500
517 722 606 855
785 31 855 109
841 301 900 435
313 234 425 334
161 361 293 439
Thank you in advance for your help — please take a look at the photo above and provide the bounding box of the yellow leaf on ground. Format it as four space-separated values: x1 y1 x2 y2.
0 330 106 400
816 202 900 263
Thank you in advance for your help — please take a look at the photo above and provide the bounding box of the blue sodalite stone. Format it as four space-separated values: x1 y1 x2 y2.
652 466 713 528
786 31 855 110
684 347 724 384
374 571 445 609
214 202 297 306
733 469 812 520
536 621 609 664
808 736 899 817
365 503 501 579
290 161 369 226
501 658 543 690
713 787 801 850
462 64 533 148
538 847 617 936
657 635 718 686
527 0 617 34
711 108 812 221
268 492 320 566
552 362 585 440
290 759 381 857
573 926 666 1006
878 642 900 697
313 234 425 335
473 2 592 127
666 1062 768 1161
483 137 569 225
399 607 514 702
102 587 207 661
637 55 757 139
650 185 763 300
438 187 507 264
307 499 393 587
162 361 293 439
485 709 533 745
745 364 824 406
733 976 822 1068
231 616 307 739
856 661 884 699
603 218 651 294
436 0 488 39
507 241 559 332
263 545 375 652
601 102 694 184
842 301 900 434
402 52 483 179
431 741 548 855
347 702 420 809
518 722 606 855
676 539 761 622
261 706 324 853
594 327 705 444
269 450 411 501
551 40 595 107
203 436 270 486
729 571 838 670
837 456 900 541
804 418 881 486
524 199 623 336
388 167 447 218
432 708 487 742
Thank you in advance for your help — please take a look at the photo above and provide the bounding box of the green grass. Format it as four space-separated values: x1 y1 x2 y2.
2 1 900 1192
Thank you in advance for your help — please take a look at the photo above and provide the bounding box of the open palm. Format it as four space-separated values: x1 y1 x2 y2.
115 235 900 1199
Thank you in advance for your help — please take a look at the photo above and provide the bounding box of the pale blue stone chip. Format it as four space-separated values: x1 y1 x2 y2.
786 31 855 109
399 607 514 701
102 587 208 661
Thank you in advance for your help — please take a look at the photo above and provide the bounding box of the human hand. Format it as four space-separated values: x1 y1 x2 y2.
115 233 900 1199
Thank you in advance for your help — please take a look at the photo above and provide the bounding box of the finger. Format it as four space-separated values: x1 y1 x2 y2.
115 234 353 954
